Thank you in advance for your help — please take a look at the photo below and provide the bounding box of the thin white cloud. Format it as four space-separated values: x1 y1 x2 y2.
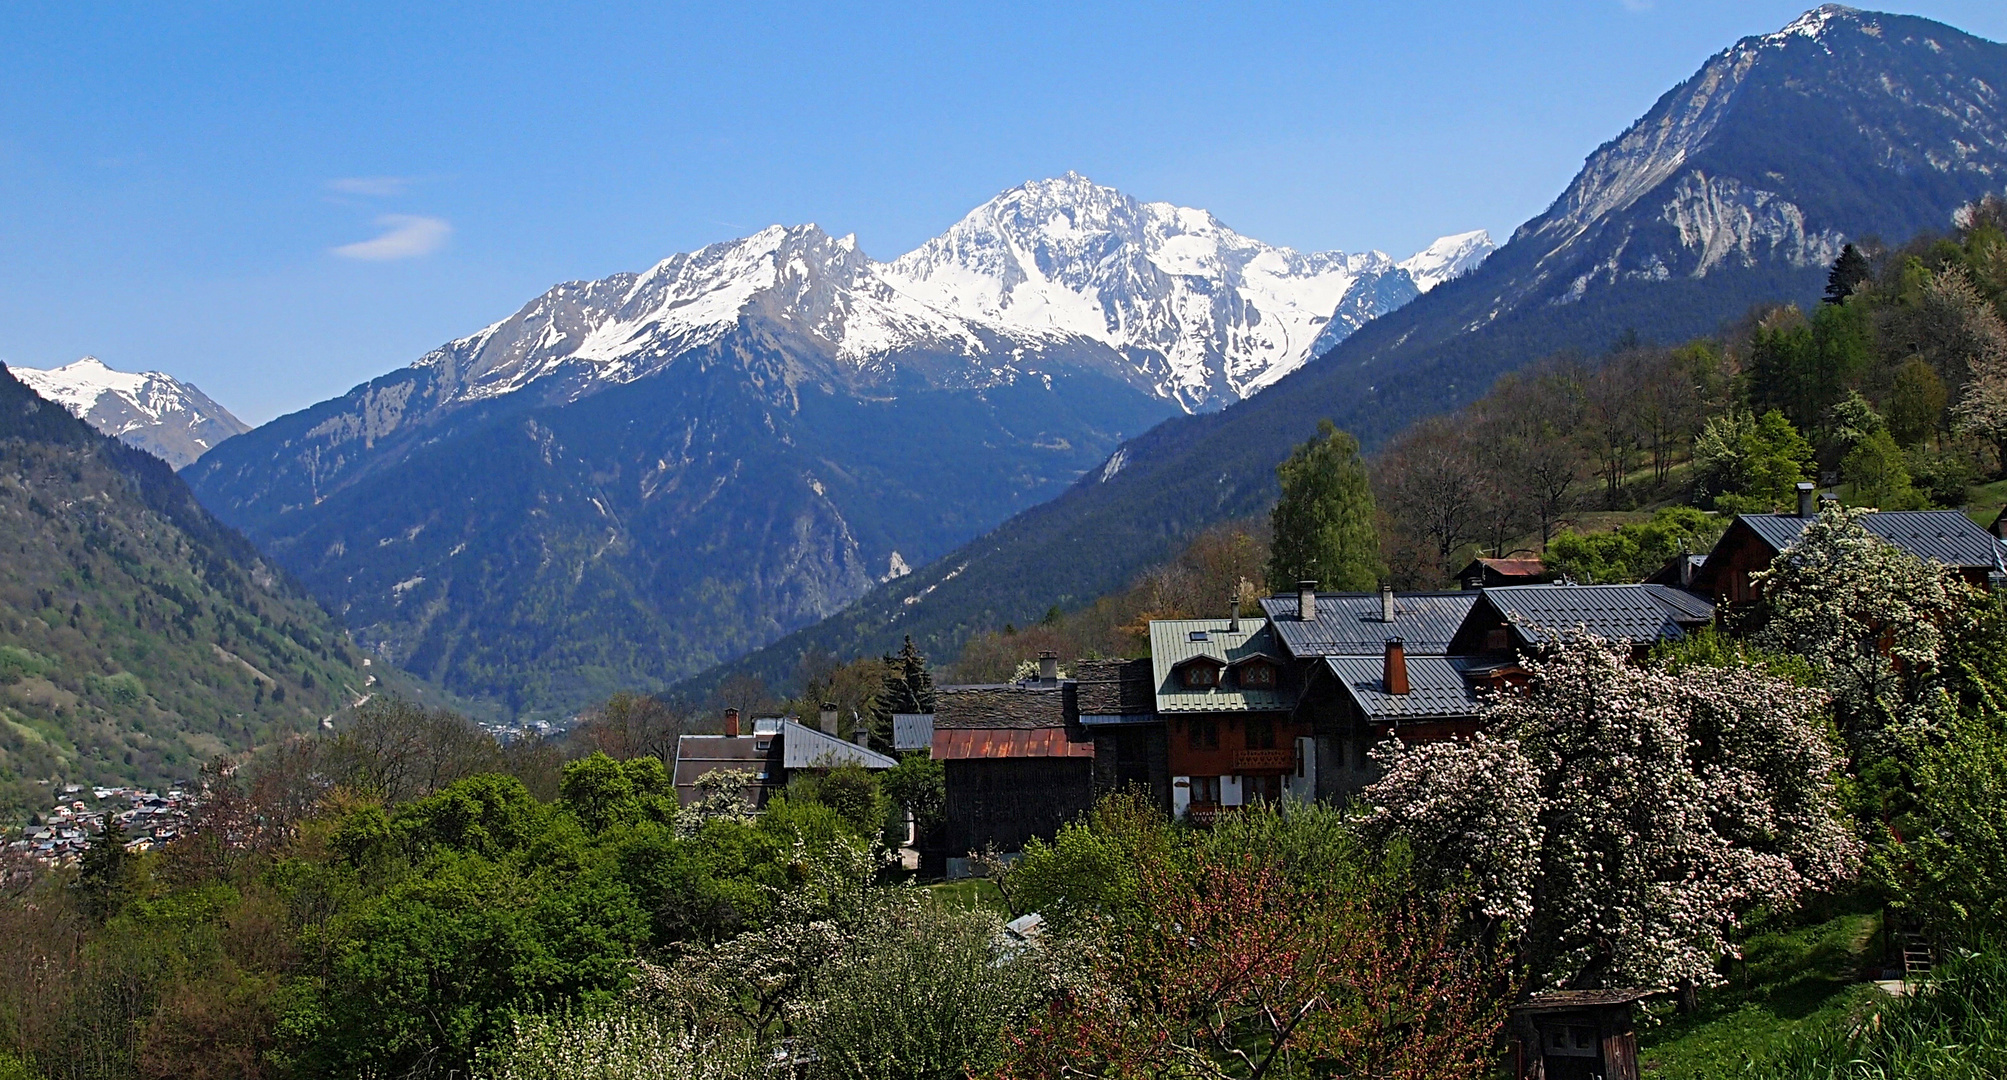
332 215 451 260
326 176 413 197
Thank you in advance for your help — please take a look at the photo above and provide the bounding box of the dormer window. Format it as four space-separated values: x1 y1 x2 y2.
1183 664 1218 689
1238 662 1276 689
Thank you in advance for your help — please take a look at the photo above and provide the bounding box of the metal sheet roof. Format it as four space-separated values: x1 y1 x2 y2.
932 727 1096 760
1258 592 1477 657
1484 584 1713 646
779 719 898 770
1148 619 1295 713
1325 656 1485 721
1737 511 2007 569
891 713 933 751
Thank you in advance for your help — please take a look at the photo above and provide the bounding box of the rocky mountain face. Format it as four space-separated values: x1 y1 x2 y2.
190 178 1474 715
692 4 2007 695
12 357 249 469
0 364 371 811
882 173 1487 408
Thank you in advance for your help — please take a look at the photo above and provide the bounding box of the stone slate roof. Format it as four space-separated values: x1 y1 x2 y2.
1735 510 2007 569
934 683 1071 730
1074 658 1155 721
1259 592 1477 657
1325 655 1485 721
1485 584 1713 646
1148 619 1294 713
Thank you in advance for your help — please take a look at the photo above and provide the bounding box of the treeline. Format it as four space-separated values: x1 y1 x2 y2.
1368 198 2007 586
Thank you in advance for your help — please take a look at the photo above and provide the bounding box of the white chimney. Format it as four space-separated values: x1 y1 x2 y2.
819 702 837 734
1038 651 1059 683
1379 582 1396 622
1297 580 1317 621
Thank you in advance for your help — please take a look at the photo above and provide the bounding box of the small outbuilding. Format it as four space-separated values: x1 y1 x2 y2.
1506 989 1656 1080
1457 556 1549 590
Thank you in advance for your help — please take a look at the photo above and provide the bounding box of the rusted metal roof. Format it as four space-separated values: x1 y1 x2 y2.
932 727 1096 760
1476 557 1546 575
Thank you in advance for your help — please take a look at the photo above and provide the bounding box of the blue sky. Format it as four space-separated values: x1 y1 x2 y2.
3 2 2004 425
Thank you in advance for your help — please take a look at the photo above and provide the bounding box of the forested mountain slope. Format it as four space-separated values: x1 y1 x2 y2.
0 364 371 813
187 179 1477 717
689 5 2007 694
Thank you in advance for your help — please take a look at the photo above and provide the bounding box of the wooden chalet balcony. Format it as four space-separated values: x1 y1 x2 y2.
1233 748 1294 773
1187 805 1231 827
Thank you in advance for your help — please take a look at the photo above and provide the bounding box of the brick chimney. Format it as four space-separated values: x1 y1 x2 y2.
1379 582 1396 622
819 702 837 734
1383 637 1409 696
1797 481 1816 518
1038 651 1059 683
1297 580 1317 621
723 707 740 737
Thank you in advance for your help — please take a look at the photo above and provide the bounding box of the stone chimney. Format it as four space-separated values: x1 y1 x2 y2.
1297 580 1317 621
1038 651 1059 683
1228 592 1241 633
819 702 837 734
1383 638 1409 696
1797 481 1816 518
853 721 871 748
723 708 740 738
1379 582 1396 622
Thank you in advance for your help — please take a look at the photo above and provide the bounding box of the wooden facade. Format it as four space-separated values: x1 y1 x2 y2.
940 757 1095 856
1506 991 1651 1080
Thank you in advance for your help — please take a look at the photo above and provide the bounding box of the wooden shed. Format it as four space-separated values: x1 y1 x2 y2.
1506 989 1655 1080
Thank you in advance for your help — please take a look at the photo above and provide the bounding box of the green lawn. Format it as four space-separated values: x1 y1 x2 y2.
1640 905 1885 1078
924 877 1010 915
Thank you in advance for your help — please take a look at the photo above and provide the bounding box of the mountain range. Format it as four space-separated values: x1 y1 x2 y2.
183 177 1485 715
0 363 373 811
12 357 248 469
695 4 2007 694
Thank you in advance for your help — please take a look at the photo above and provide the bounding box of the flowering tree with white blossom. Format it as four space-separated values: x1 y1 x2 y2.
1364 638 1858 994
1752 504 1975 758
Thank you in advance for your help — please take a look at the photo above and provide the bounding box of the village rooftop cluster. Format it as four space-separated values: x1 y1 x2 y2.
9 783 193 863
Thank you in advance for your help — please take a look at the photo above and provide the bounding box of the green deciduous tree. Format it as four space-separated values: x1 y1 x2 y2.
1693 409 1815 513
1265 420 1383 592
1842 428 1923 509
1870 714 2007 946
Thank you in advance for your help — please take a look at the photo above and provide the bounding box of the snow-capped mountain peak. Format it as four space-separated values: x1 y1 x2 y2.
404 175 1487 415
881 173 1484 407
10 356 248 468
1397 230 1495 292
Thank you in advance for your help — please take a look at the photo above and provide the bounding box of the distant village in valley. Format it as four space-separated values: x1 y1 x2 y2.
9 784 193 862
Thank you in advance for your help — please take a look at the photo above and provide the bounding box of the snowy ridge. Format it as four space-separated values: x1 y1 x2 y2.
404 175 1488 415
11 357 248 468
1397 230 1494 293
883 174 1489 407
